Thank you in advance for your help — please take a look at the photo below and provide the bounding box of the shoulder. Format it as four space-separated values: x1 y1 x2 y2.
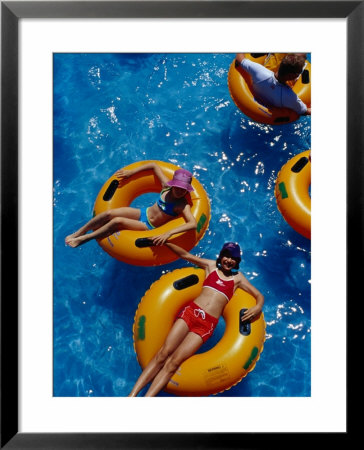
192 257 216 272
160 187 171 196
234 271 245 282
205 261 217 275
235 272 263 298
281 85 299 101
235 272 252 289
177 197 192 211
282 88 307 113
282 84 302 100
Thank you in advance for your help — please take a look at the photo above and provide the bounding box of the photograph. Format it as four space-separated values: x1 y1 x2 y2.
54 51 311 398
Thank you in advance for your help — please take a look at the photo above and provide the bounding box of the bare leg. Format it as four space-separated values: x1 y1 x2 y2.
128 319 190 397
65 211 118 241
144 332 203 397
65 207 147 247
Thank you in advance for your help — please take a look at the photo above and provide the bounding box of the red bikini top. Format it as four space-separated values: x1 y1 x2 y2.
202 269 235 302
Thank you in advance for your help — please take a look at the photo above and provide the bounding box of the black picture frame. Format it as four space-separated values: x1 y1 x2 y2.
1 1 359 448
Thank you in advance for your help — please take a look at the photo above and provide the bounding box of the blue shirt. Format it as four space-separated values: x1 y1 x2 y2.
240 59 307 115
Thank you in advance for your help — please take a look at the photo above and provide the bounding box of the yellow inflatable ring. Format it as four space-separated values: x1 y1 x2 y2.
228 53 311 125
93 161 211 266
275 150 311 239
133 267 266 396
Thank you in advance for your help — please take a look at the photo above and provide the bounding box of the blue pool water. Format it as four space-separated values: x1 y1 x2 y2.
53 53 311 397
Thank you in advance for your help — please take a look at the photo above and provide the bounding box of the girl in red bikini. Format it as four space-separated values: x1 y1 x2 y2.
65 162 197 248
128 241 264 397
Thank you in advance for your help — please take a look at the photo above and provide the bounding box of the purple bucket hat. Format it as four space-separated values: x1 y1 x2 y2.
166 169 194 192
220 242 242 259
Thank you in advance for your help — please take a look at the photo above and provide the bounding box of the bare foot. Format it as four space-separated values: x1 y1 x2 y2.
65 233 77 244
65 237 82 248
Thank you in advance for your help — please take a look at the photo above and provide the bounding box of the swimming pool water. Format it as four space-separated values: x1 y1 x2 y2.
53 53 311 397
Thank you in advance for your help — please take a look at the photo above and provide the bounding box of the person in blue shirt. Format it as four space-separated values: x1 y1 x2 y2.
236 53 311 116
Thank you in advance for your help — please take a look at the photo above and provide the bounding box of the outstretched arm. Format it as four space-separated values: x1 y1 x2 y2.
152 204 197 246
237 274 265 322
165 242 213 270
114 162 169 186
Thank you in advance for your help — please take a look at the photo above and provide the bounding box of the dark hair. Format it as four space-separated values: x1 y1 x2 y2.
278 54 305 78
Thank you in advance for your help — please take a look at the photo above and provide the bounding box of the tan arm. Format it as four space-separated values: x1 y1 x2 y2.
237 273 264 322
115 162 170 186
165 242 212 270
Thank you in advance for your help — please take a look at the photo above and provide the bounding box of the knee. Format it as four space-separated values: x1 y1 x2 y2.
103 209 120 221
99 210 114 221
164 355 180 375
109 217 125 229
155 345 170 365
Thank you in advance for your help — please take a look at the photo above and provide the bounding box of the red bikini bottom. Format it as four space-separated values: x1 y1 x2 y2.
176 301 219 343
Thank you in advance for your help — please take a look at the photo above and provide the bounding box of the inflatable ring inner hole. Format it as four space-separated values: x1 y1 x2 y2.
130 190 193 210
188 307 259 355
130 192 159 209
194 310 260 355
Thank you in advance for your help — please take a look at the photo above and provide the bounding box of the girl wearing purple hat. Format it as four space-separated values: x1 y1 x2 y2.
128 241 264 397
65 162 196 248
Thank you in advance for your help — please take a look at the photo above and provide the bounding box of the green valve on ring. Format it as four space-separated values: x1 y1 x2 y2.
278 182 288 199
137 315 146 340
